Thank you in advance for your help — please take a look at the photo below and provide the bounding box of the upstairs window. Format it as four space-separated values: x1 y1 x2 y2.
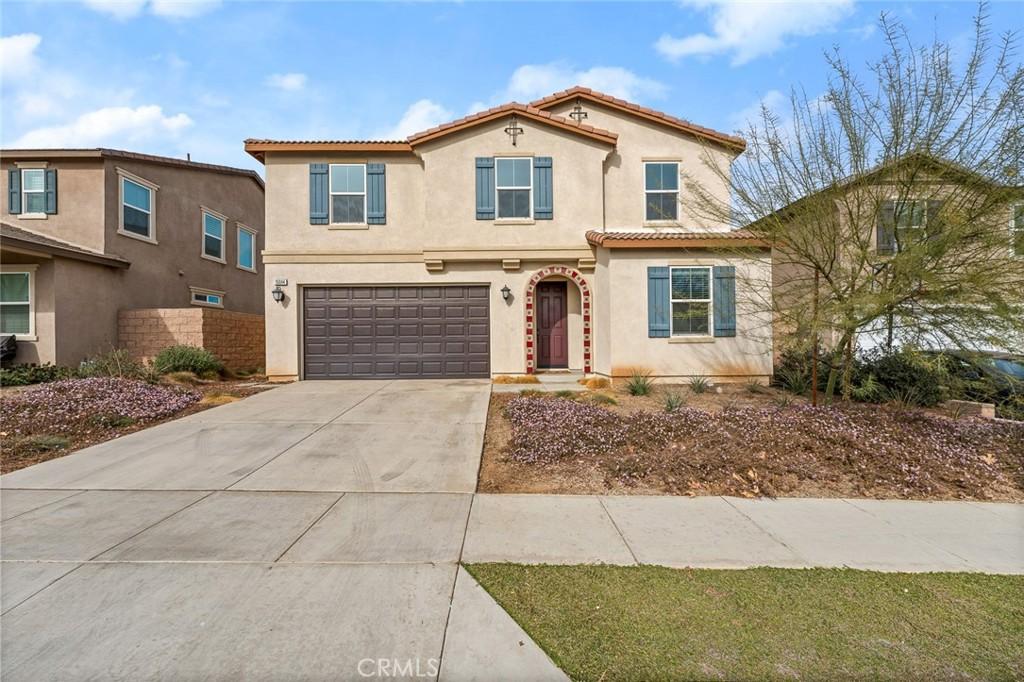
120 176 154 240
670 266 711 336
645 162 679 221
237 225 256 272
202 210 225 262
496 157 532 219
330 164 366 224
1013 204 1024 256
894 200 927 249
21 169 46 215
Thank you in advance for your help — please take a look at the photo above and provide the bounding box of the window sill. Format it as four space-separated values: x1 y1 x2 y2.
328 224 369 230
643 220 681 228
201 253 226 264
495 218 536 226
669 336 715 344
237 264 258 274
19 213 47 220
118 228 157 245
8 334 38 342
190 300 224 309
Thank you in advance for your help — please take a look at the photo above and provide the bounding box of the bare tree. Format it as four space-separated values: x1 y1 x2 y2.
689 3 1024 399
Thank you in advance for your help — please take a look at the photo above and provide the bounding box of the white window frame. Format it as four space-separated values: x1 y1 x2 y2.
201 208 227 263
892 199 928 252
117 168 159 244
20 168 47 218
495 157 533 220
1012 202 1024 257
189 285 225 308
669 265 713 337
329 163 367 225
0 265 37 340
644 161 680 224
236 224 257 273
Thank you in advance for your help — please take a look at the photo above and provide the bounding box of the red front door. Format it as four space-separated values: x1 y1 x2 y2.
537 281 569 368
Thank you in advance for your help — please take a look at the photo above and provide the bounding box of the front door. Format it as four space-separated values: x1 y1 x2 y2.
537 281 568 369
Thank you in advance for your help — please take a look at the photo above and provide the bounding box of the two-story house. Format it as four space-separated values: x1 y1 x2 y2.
1 148 265 366
246 87 773 382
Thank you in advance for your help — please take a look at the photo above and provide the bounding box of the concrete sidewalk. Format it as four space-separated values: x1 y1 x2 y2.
463 494 1024 574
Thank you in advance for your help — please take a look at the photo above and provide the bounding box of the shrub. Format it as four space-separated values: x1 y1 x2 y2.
153 345 223 376
664 391 685 413
775 365 811 395
745 379 766 394
626 370 653 396
581 377 611 389
493 375 540 384
79 349 153 381
0 363 76 387
851 348 947 407
554 389 578 399
19 434 70 452
688 376 710 394
589 393 618 406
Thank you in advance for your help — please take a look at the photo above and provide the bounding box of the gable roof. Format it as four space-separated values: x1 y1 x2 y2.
406 102 618 146
0 148 264 189
0 222 131 269
530 86 746 153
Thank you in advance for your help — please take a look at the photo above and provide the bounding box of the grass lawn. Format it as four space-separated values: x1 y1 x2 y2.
466 564 1024 681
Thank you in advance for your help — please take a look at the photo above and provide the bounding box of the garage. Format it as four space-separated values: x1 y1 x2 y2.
303 285 490 379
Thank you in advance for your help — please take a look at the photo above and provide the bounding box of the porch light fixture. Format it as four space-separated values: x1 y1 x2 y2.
272 286 285 303
501 285 511 301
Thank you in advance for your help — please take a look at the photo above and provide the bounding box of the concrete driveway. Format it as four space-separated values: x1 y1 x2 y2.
0 379 565 681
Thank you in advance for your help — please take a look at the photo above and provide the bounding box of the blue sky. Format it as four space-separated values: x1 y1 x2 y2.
1 1 1017 174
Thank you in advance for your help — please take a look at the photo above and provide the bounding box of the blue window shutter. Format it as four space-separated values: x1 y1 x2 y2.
647 266 670 338
366 163 386 225
713 265 736 337
533 156 553 220
877 201 896 255
8 169 20 215
44 169 58 214
309 163 329 225
475 157 494 220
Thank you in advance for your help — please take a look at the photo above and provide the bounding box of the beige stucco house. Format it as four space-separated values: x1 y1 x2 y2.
247 87 773 382
1 148 265 366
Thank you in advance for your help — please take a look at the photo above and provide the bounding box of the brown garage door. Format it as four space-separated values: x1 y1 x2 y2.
303 285 490 379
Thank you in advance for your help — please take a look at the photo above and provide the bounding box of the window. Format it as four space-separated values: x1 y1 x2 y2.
237 226 256 272
645 162 679 221
894 200 927 250
495 157 532 219
120 176 154 240
0 269 34 337
190 286 224 308
330 164 366 224
202 210 225 262
21 169 46 215
670 266 712 336
1013 203 1024 257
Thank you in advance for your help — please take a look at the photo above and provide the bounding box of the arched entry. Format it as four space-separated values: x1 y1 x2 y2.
524 266 592 374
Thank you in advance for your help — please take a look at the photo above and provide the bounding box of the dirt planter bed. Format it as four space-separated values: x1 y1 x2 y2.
478 385 1024 501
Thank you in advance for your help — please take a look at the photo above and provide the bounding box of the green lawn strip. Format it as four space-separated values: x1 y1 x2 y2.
464 563 1024 681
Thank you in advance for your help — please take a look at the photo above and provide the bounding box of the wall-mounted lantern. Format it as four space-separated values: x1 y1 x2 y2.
501 285 511 301
272 286 285 303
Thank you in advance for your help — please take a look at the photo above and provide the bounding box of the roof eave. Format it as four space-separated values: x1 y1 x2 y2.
0 235 131 269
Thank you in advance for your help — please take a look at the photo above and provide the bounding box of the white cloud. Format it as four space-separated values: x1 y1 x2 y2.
81 0 219 20
655 0 855 65
150 0 221 19
381 99 454 138
265 72 308 92
728 89 786 131
502 63 668 103
0 33 42 84
13 105 193 148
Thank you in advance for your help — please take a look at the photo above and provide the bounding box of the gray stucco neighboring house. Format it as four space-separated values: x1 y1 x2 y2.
1 148 265 366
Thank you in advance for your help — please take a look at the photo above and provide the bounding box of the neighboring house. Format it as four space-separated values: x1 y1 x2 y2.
762 153 1023 354
246 86 773 382
1 148 265 366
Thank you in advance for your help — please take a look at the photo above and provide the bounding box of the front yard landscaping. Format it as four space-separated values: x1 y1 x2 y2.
479 384 1024 500
1 374 272 473
467 563 1024 681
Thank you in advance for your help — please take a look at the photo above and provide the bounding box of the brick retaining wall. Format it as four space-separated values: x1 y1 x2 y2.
118 308 265 370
